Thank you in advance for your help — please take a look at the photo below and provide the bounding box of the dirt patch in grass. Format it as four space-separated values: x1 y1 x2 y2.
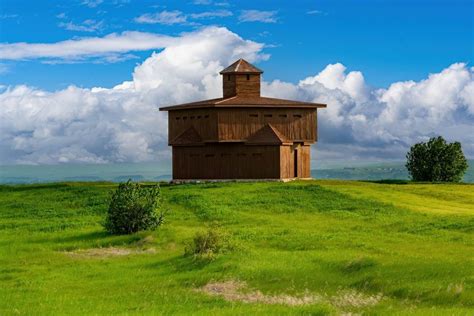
64 247 156 258
199 280 384 309
199 280 320 306
331 290 383 308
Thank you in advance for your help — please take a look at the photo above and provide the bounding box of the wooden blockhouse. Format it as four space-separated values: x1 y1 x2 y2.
160 59 326 180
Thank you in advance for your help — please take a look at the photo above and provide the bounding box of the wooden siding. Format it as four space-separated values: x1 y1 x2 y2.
217 108 316 142
279 143 311 178
279 145 293 179
223 74 260 98
173 144 280 179
235 74 260 97
222 74 236 98
300 145 311 178
168 109 218 143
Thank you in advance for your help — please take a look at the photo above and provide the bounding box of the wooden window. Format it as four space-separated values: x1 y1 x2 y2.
190 116 195 119
175 117 180 120
279 114 287 118
197 115 201 119
183 116 187 120
246 74 250 80
205 154 215 158
204 115 209 118
190 154 199 157
249 114 258 118
264 114 273 118
227 75 231 81
293 114 302 118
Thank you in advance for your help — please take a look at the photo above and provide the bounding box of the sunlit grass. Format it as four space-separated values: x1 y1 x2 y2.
0 180 472 315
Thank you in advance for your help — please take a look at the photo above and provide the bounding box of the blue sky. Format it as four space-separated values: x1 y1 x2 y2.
0 0 473 166
1 0 472 90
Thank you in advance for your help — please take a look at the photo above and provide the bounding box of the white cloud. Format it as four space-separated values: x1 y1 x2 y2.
0 26 473 165
264 62 474 160
134 9 233 25
0 27 269 164
239 10 278 23
58 19 104 33
193 0 212 4
307 10 322 15
134 10 187 25
0 14 19 19
189 10 233 19
0 31 176 61
81 0 103 8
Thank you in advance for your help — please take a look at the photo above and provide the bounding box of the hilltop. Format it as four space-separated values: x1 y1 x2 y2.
0 180 473 315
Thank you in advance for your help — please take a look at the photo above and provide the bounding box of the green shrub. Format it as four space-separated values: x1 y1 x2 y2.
104 180 164 235
406 136 468 182
185 228 229 260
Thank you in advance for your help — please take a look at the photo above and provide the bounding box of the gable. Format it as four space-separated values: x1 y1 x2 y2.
245 124 292 145
170 126 203 146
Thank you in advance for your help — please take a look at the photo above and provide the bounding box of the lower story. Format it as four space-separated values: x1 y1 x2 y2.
172 143 311 180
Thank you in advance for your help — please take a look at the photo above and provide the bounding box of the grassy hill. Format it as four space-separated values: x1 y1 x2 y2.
0 180 473 315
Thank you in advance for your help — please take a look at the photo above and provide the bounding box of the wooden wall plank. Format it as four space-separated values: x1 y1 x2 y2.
169 109 218 143
172 144 281 179
217 108 317 142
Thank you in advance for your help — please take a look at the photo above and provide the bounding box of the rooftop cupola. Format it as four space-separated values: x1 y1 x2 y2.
220 58 263 98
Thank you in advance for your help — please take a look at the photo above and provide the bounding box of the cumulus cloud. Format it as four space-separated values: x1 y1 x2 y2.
0 26 472 165
239 10 278 23
264 62 474 160
0 27 269 164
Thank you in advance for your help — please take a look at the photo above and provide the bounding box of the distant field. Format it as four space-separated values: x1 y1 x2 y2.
0 180 473 315
313 160 474 183
1 160 473 183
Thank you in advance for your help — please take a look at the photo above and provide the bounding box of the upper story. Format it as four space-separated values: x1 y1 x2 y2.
221 58 262 98
160 59 326 145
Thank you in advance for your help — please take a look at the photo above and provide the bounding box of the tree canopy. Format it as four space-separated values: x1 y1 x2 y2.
406 136 468 182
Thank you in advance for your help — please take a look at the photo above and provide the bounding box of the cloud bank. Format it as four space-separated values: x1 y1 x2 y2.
0 26 472 165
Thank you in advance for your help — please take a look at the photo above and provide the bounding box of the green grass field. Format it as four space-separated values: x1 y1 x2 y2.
0 180 473 315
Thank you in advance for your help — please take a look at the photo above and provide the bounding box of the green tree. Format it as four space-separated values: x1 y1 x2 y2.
406 136 468 182
104 180 164 234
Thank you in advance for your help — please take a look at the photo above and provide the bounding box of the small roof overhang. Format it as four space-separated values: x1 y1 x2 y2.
159 96 327 111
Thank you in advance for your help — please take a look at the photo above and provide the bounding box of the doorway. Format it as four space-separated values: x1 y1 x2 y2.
293 148 298 178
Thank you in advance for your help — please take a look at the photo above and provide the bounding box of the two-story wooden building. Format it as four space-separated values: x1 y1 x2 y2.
159 59 326 180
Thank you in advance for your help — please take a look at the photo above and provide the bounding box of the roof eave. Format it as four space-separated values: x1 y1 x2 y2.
160 103 326 111
219 71 263 75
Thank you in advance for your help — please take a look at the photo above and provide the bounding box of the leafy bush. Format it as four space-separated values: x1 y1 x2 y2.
406 136 468 182
104 180 164 234
185 228 229 260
